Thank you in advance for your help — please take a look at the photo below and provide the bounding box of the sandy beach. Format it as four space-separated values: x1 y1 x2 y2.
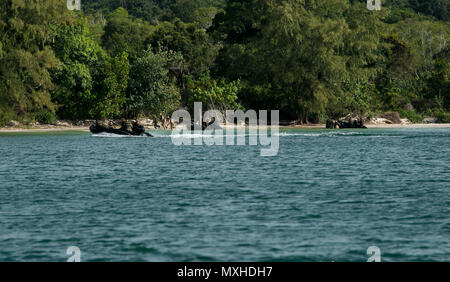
365 123 450 128
0 126 90 133
283 123 450 129
1 123 450 133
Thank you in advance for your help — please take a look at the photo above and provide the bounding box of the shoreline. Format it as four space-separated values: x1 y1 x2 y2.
1 123 450 133
365 123 450 128
0 126 90 133
281 123 450 129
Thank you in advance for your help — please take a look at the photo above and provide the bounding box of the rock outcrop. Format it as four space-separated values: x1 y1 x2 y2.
380 112 402 124
326 115 367 129
5 120 22 128
423 117 438 123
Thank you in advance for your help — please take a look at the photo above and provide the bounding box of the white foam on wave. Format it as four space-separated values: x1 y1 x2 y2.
93 130 399 139
275 131 364 137
91 132 147 138
169 132 280 138
153 131 367 138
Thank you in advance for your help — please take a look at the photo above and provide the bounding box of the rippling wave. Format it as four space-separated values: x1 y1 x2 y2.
0 128 449 261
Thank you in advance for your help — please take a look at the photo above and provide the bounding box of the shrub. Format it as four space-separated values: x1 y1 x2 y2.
0 106 16 127
433 110 450 123
397 109 424 123
33 110 58 125
187 73 243 113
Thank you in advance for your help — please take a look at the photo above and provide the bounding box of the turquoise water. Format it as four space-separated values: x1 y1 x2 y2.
0 128 449 261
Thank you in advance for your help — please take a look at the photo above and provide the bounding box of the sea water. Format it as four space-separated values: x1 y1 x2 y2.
0 128 449 261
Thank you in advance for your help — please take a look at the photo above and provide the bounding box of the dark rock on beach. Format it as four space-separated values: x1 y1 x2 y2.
380 112 402 124
326 114 367 129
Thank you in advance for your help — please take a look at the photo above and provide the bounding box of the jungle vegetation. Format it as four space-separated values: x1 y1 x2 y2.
0 0 449 125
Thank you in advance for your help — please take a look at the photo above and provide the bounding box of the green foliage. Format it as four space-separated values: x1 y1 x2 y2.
82 0 160 23
32 110 58 124
0 105 16 127
147 19 218 78
82 0 225 23
187 73 242 112
334 80 379 118
387 0 450 21
0 0 72 120
101 8 154 60
1 0 449 125
172 0 218 23
85 11 107 44
397 109 424 123
192 6 218 29
212 0 384 121
90 51 130 118
432 109 450 123
127 47 182 120
51 20 129 119
424 59 450 110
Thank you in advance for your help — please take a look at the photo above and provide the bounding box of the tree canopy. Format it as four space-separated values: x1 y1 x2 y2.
0 0 449 125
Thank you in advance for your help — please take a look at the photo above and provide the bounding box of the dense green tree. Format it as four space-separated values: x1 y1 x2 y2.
187 72 242 113
172 0 221 23
191 6 218 29
212 0 384 121
82 0 161 23
0 0 72 124
127 47 182 122
86 11 108 44
147 19 218 78
385 16 450 112
0 0 449 125
388 0 450 21
51 21 129 119
373 34 420 110
425 57 450 111
101 8 154 60
82 0 225 23
147 19 219 105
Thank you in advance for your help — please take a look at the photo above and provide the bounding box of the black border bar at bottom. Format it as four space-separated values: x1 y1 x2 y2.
0 262 446 280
